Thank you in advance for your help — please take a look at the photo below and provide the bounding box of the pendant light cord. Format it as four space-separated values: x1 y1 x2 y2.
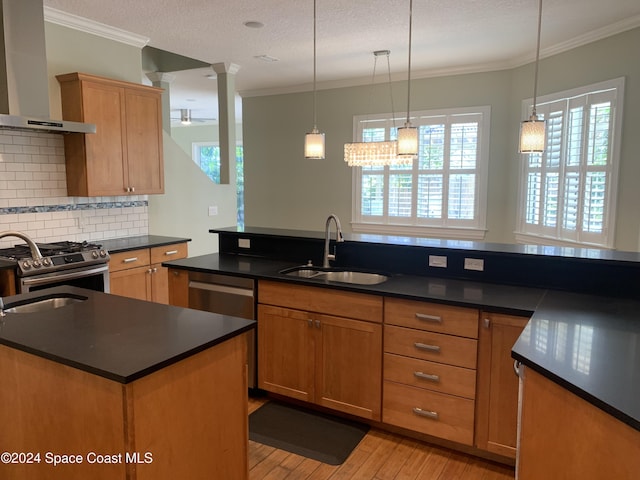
405 0 413 124
532 0 543 117
312 0 318 130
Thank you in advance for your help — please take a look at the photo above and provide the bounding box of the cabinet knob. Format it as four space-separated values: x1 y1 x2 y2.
307 319 313 327
483 318 491 328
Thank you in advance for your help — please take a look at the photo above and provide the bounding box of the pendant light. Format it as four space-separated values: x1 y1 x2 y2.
304 0 325 159
397 0 418 159
344 50 411 167
519 0 546 153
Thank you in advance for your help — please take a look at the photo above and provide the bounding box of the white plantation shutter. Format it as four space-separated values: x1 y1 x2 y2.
517 78 623 248
352 107 490 238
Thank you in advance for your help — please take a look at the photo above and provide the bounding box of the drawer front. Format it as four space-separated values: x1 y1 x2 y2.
258 280 382 323
385 297 478 338
384 353 476 399
384 325 477 369
150 242 188 264
383 381 475 445
109 248 150 272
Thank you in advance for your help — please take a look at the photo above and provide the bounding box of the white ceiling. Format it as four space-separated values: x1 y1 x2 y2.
43 0 640 124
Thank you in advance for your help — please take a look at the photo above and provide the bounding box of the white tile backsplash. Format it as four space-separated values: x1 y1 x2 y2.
0 131 149 248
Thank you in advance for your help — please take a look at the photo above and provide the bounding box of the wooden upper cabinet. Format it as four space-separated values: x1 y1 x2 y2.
56 72 164 196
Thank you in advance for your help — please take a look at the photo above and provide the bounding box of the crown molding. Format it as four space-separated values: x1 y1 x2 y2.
44 6 149 49
508 13 640 68
242 17 640 98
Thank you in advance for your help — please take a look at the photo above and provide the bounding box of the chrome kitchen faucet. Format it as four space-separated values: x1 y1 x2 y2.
323 214 344 268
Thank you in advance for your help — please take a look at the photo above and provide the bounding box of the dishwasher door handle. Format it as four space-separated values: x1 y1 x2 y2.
188 280 254 298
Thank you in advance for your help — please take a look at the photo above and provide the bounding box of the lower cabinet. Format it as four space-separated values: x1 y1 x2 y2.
474 312 528 459
257 280 383 421
518 366 640 480
382 297 479 446
109 243 188 304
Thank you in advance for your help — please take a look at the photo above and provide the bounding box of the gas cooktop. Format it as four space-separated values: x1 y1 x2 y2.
0 240 110 276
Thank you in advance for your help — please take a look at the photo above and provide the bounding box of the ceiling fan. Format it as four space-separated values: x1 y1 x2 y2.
170 109 217 125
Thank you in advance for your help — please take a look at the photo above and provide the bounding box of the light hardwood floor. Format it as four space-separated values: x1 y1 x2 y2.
248 398 515 480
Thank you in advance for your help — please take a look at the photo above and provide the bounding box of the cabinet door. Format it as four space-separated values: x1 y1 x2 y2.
475 312 528 458
110 265 151 301
167 268 189 308
150 264 169 304
315 313 382 420
80 81 127 196
257 305 314 402
124 88 164 194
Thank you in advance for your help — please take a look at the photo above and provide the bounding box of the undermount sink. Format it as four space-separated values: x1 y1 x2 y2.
3 294 87 314
280 266 389 285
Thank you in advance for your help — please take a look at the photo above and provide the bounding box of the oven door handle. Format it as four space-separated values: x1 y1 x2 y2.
20 264 109 288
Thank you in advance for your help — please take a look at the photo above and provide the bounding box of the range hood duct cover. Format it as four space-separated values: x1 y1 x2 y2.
0 0 95 134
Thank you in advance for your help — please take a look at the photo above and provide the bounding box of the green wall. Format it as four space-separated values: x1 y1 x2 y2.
243 27 640 251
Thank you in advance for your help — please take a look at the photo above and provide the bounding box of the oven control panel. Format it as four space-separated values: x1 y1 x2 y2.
18 249 110 276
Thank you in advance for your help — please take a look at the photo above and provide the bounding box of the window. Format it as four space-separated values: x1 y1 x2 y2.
516 78 624 248
193 142 222 183
352 107 491 239
192 142 245 227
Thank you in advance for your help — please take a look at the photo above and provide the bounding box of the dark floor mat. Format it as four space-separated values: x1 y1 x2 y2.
249 401 369 465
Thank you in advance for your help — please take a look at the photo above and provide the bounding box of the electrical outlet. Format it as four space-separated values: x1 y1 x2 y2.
428 255 448 268
464 258 485 271
208 205 218 216
238 238 251 249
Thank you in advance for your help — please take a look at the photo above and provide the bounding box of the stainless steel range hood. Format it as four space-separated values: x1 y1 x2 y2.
0 0 95 134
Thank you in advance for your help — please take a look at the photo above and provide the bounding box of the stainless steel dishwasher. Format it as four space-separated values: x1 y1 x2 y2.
187 271 257 389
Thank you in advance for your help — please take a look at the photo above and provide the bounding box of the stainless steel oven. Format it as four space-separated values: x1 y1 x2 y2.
19 263 110 293
0 238 110 294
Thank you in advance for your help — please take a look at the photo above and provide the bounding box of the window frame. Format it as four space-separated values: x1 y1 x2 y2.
515 77 624 248
351 106 491 240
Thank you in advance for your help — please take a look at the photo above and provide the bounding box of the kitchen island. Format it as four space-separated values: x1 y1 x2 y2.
0 286 254 480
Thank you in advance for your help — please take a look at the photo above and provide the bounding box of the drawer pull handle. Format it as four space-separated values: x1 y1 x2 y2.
415 313 442 323
123 257 138 263
414 342 441 353
164 250 179 255
412 407 439 420
414 371 440 382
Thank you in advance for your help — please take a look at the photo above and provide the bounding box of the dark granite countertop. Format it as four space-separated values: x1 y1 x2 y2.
101 235 191 254
212 226 640 264
512 291 640 431
0 286 254 384
165 251 640 432
164 253 546 315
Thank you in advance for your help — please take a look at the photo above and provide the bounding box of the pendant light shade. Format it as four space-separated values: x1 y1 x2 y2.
519 114 546 153
398 0 418 159
397 123 418 157
519 0 546 154
305 0 325 159
305 128 325 159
